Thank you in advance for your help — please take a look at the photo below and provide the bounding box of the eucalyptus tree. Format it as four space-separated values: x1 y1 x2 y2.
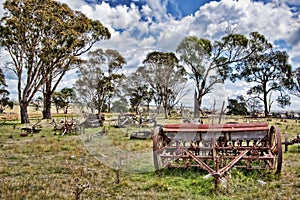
276 93 291 109
0 89 13 114
30 96 43 111
227 95 248 115
176 32 269 117
111 95 128 113
0 67 13 114
60 88 75 114
232 49 294 116
141 51 187 119
74 49 126 114
290 67 300 98
0 0 110 123
123 68 154 114
52 88 75 114
246 96 263 115
0 68 13 113
52 92 64 114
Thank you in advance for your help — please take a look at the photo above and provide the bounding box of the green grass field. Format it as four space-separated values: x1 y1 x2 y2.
0 111 299 199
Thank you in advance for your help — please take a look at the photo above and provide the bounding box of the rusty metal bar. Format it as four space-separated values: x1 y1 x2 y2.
185 150 215 174
217 149 249 176
163 122 269 130
159 154 275 160
163 127 269 133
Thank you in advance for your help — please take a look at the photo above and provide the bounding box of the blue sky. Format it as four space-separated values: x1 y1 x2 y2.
86 0 221 20
1 0 300 111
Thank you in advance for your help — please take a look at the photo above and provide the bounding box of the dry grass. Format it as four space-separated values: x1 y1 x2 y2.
0 114 299 199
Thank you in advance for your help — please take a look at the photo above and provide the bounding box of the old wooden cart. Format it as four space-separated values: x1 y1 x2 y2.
153 122 282 188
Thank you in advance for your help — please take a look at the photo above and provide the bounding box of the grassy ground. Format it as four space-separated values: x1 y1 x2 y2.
0 113 299 199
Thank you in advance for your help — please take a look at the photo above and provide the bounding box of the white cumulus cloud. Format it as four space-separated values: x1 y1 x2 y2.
0 0 299 110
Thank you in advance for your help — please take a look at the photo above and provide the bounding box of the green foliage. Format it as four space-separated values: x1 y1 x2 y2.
0 0 110 123
52 88 75 114
290 67 300 98
231 46 294 116
276 93 291 109
176 36 212 81
176 32 259 113
0 63 13 114
52 92 65 113
75 48 126 114
0 88 13 113
30 96 43 111
122 67 155 114
246 97 263 115
141 51 188 118
227 95 248 115
111 99 128 113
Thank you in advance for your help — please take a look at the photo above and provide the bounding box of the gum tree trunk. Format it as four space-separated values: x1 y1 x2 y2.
43 77 53 119
20 101 30 123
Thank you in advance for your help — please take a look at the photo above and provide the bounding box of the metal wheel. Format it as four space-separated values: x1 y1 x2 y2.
270 126 282 173
153 127 165 170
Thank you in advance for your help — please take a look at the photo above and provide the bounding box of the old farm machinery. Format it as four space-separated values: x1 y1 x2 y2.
153 122 282 188
284 133 300 152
